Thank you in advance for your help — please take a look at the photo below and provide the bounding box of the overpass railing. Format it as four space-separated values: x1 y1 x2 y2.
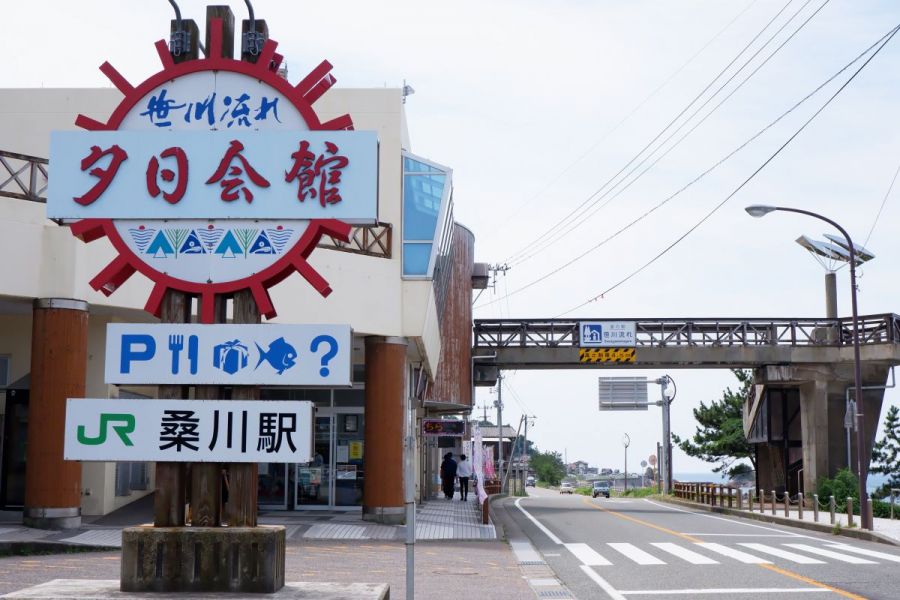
473 315 900 349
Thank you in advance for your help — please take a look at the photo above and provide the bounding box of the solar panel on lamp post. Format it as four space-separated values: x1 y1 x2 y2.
745 205 871 530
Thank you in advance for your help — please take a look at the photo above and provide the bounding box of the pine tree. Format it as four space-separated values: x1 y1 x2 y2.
871 405 900 496
671 369 756 476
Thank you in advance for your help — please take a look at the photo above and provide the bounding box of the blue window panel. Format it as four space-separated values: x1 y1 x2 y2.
403 156 442 173
403 242 433 275
403 173 445 240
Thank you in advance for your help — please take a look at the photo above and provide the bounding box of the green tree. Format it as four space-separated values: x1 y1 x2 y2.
871 405 900 497
530 449 566 486
671 369 756 476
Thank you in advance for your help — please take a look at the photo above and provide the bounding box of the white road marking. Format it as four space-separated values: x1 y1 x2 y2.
650 542 719 564
580 565 626 600
617 588 831 595
694 542 771 564
608 543 666 565
683 533 801 537
825 543 900 563
784 544 877 564
738 543 825 564
643 499 808 537
565 542 612 566
514 497 563 545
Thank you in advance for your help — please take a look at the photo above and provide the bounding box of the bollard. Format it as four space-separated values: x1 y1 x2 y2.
727 487 733 509
783 492 789 518
829 495 835 525
866 498 873 530
798 493 803 520
813 494 819 523
771 490 777 516
847 497 854 527
737 488 743 510
748 491 753 512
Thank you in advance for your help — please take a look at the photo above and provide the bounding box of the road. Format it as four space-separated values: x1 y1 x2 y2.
504 487 900 600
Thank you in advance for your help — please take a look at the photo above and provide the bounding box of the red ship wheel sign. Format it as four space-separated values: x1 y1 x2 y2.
70 18 352 323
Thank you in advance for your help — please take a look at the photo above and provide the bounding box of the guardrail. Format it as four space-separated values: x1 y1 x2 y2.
473 315 900 349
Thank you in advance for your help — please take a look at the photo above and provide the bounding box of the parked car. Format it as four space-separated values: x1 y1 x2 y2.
559 482 575 494
525 476 536 487
592 481 610 498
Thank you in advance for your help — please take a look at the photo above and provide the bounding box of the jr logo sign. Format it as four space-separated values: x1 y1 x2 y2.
77 413 135 446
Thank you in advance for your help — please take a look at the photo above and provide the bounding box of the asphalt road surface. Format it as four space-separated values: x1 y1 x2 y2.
508 487 900 600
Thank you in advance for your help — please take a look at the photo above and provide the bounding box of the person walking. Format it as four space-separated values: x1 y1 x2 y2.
440 452 457 499
457 454 473 501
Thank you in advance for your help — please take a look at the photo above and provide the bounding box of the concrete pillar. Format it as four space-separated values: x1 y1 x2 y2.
24 298 88 529
825 272 838 343
363 336 408 524
799 380 830 494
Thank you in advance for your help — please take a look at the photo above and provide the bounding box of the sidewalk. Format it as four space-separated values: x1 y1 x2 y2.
0 494 496 549
664 496 900 545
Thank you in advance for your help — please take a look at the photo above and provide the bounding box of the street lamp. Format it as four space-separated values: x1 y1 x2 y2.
745 204 870 529
623 433 631 495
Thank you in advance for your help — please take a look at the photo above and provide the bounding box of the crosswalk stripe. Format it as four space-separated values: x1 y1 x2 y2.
694 542 771 564
738 543 825 564
565 543 612 566
825 543 900 563
608 543 666 565
650 542 718 564
784 544 877 564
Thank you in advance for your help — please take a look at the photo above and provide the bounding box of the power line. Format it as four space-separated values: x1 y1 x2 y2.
509 0 829 267
502 0 798 265
558 22 900 316
475 22 897 312
864 156 900 246
502 0 759 225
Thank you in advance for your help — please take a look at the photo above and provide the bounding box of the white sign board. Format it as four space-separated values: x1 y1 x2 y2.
105 324 351 386
64 398 313 463
48 130 378 222
599 376 649 411
580 321 637 347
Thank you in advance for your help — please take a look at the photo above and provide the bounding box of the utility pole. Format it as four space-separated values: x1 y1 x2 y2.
623 433 630 495
495 374 504 491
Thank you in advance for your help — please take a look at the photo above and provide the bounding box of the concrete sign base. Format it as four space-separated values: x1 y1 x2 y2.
120 526 286 593
1 579 390 599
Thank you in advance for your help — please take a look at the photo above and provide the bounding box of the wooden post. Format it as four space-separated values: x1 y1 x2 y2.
154 291 188 527
227 290 260 527
170 19 200 62
206 6 235 59
240 18 268 63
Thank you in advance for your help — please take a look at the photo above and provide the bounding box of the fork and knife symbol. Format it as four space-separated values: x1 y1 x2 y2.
168 334 199 375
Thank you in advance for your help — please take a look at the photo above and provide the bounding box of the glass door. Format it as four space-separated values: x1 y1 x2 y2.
295 415 332 507
334 411 364 508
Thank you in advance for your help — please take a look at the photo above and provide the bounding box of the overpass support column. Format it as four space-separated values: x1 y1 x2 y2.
24 299 88 529
363 336 408 524
799 380 830 495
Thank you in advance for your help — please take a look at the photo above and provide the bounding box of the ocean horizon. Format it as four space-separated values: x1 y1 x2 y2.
675 471 892 494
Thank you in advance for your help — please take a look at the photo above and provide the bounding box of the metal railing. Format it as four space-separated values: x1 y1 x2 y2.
0 149 393 259
473 315 900 349
0 150 48 203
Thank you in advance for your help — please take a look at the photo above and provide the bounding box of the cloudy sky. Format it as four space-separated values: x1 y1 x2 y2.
6 1 900 477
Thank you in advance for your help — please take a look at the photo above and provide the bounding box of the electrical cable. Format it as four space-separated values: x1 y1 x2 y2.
503 0 760 224
864 157 900 246
510 0 829 267
474 21 895 312
502 0 798 265
558 22 900 316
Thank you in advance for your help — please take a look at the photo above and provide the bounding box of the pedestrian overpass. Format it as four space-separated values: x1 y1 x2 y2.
471 314 900 500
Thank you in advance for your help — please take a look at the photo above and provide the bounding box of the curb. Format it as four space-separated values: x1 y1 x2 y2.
660 496 900 547
486 494 508 541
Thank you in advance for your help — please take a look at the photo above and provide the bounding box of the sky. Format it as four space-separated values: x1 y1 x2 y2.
5 0 900 477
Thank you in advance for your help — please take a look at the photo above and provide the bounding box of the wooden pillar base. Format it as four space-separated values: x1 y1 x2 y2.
121 526 285 593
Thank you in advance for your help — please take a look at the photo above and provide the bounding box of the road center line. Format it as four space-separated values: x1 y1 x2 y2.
641 499 808 537
514 497 563 545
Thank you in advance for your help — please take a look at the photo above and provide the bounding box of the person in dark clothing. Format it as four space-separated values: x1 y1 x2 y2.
439 452 458 499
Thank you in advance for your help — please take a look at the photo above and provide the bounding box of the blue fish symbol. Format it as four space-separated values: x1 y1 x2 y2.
255 337 297 374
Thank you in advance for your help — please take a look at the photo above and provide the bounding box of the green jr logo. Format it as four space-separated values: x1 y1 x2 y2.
77 413 136 446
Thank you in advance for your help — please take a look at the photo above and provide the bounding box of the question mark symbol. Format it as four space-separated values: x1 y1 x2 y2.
310 335 338 377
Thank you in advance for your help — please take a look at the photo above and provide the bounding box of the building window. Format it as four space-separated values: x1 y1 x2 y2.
402 153 453 278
